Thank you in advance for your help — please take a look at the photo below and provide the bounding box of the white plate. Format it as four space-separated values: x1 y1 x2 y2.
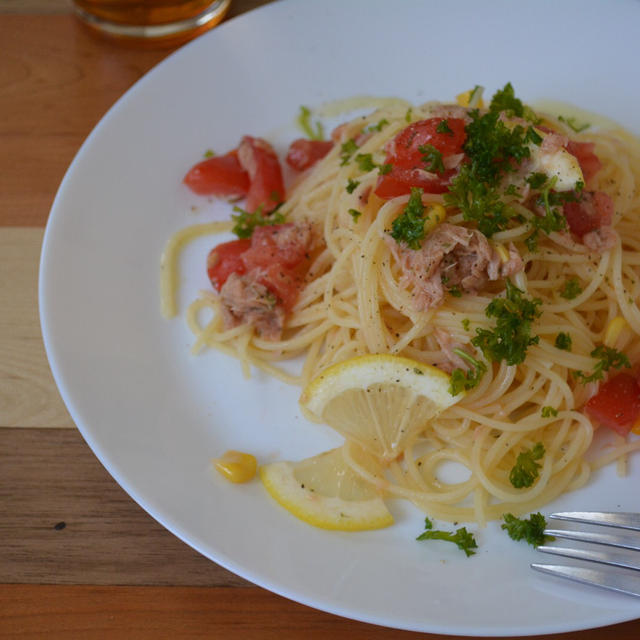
40 0 640 634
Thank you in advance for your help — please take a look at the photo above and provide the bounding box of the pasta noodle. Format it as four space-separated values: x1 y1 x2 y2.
162 90 640 524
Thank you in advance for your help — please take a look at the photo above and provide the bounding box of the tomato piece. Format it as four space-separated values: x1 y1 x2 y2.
585 372 640 436
206 238 251 291
566 141 602 184
237 136 285 214
374 117 466 200
183 151 250 197
241 224 310 271
374 164 455 199
387 117 466 168
286 139 333 171
563 190 614 238
255 264 303 312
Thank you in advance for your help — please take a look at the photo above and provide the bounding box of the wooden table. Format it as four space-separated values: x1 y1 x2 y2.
2 2 640 638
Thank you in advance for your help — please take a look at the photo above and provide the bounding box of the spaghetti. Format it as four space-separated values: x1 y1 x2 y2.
162 86 640 524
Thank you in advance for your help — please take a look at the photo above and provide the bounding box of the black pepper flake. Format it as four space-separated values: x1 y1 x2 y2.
54 521 66 530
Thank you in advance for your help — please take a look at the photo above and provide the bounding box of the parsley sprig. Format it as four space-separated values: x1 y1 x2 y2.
471 280 542 366
444 83 543 237
417 517 478 557
340 139 359 165
419 144 445 174
449 349 487 395
389 187 428 249
560 277 583 300
489 82 541 124
231 205 286 239
501 512 552 547
573 345 631 384
297 105 324 141
558 115 590 133
509 442 545 489
555 332 572 351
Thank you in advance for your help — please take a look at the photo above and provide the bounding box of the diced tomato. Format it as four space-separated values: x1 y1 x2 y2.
563 190 614 239
387 117 466 168
241 224 310 271
566 140 602 184
237 136 285 214
374 117 466 199
585 372 640 436
183 151 250 197
255 264 303 312
209 224 311 312
206 238 251 290
374 165 456 199
286 139 333 171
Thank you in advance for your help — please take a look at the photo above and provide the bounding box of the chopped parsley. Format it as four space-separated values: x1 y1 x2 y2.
525 230 540 252
417 517 478 557
297 105 325 140
445 167 514 238
509 442 545 489
340 138 359 165
573 345 631 384
350 152 392 175
489 82 524 117
389 187 428 249
418 144 445 174
363 118 389 134
555 332 572 351
203 148 215 158
526 172 547 190
560 277 583 300
436 119 454 135
444 83 543 237
231 205 286 239
449 349 487 395
558 115 590 133
529 175 579 237
501 512 552 547
348 208 362 222
346 178 360 194
355 153 377 172
462 318 471 331
541 406 558 418
405 107 413 123
489 82 541 123
472 279 542 366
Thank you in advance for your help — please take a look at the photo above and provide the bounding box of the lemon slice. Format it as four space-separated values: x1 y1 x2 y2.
260 446 393 531
299 354 461 460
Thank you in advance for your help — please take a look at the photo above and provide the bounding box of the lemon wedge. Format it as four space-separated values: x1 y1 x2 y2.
299 354 461 460
260 446 393 531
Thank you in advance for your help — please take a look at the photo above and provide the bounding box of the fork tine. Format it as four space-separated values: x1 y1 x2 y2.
537 544 640 572
531 563 640 598
544 528 640 552
549 512 640 531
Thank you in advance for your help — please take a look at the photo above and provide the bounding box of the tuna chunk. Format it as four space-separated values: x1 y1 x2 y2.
387 223 523 311
219 271 285 340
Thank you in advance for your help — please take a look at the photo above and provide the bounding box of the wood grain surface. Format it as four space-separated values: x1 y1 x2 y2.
2 2 640 638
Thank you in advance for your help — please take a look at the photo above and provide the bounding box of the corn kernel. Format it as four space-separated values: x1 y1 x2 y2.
423 203 446 234
603 316 628 348
456 90 471 107
213 450 257 483
456 87 485 109
493 242 511 264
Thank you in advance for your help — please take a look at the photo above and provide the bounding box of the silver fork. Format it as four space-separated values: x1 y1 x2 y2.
531 512 640 597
